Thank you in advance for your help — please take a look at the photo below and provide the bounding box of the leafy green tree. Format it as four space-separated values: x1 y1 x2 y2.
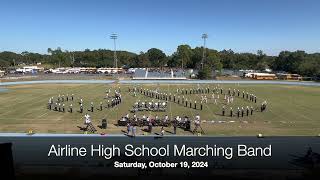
298 57 320 77
1 45 320 78
176 45 193 68
147 48 167 67
130 52 151 68
167 54 179 67
197 65 212 79
190 47 203 68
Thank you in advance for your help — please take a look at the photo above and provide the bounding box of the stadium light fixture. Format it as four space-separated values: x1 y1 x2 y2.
110 33 118 69
201 33 208 70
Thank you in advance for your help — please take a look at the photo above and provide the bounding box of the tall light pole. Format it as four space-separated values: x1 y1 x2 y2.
110 33 118 69
201 33 208 70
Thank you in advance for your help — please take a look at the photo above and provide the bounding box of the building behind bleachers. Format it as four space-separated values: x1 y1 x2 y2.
277 73 302 80
133 68 187 80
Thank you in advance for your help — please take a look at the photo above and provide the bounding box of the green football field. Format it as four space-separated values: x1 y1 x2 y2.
0 83 319 136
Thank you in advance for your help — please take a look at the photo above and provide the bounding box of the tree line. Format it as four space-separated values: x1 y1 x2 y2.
0 45 319 78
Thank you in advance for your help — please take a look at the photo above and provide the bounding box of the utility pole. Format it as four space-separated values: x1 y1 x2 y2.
181 56 184 69
201 33 208 70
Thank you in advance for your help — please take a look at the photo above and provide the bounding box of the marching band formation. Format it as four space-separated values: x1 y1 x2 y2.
46 84 268 135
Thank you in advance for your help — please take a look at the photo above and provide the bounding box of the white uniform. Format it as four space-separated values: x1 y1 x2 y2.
84 114 91 124
195 115 200 126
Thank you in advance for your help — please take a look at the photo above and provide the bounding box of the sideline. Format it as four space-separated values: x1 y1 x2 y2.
1 79 320 86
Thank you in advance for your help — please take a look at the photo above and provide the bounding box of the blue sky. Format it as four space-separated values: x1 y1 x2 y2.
0 0 319 55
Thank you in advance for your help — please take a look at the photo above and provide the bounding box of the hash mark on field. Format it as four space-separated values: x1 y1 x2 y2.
37 112 49 118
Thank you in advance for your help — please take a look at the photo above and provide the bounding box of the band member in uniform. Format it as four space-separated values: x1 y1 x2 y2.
84 113 91 130
90 102 94 112
54 103 58 111
250 106 254 115
246 106 249 116
80 103 83 113
222 106 225 116
100 102 103 111
261 102 265 112
48 98 52 110
230 107 233 117
164 114 169 123
241 107 244 117
69 104 73 113
237 107 240 118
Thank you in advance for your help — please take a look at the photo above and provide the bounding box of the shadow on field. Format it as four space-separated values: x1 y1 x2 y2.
77 126 86 131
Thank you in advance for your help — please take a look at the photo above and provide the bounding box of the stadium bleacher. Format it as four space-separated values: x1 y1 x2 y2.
133 68 186 79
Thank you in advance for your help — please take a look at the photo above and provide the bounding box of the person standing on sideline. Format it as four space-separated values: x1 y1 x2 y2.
132 125 137 137
160 126 165 136
173 119 177 134
126 122 131 135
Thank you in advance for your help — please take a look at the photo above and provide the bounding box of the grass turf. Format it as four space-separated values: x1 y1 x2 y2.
0 83 319 136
